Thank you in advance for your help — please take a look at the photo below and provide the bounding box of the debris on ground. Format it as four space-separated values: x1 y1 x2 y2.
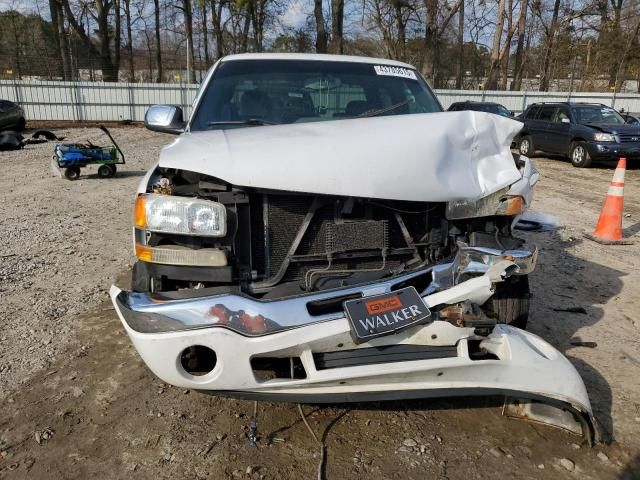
34 428 54 445
552 306 588 314
559 457 575 471
570 338 598 348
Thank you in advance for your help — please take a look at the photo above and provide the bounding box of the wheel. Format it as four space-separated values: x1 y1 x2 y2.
489 275 530 329
108 164 117 176
98 164 116 178
518 136 533 156
64 167 80 180
570 142 592 168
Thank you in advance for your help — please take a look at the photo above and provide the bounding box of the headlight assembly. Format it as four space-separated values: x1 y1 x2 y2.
446 188 525 220
134 193 227 236
593 133 616 142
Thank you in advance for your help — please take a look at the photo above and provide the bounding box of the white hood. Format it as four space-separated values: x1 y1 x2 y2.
158 111 524 202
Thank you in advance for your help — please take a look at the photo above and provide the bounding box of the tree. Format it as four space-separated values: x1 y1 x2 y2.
329 0 344 53
153 0 162 81
537 0 560 91
60 0 121 81
314 0 328 52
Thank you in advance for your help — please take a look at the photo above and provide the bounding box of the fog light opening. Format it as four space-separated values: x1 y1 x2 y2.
180 345 217 376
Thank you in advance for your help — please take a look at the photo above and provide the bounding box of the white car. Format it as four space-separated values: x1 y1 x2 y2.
111 53 596 444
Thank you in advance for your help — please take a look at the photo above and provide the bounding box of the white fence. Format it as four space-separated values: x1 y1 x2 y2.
2 79 640 122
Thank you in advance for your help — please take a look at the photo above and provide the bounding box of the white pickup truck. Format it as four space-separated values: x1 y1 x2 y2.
110 53 596 444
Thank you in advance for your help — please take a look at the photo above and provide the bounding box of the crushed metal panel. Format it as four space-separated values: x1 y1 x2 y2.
158 111 524 202
503 397 589 440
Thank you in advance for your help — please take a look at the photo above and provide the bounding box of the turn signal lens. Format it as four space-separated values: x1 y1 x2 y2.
134 195 147 228
135 243 153 262
496 195 525 216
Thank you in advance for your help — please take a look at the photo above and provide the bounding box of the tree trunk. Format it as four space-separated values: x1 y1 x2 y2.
329 0 344 54
153 0 162 82
124 0 134 80
394 0 406 60
510 0 528 90
485 0 506 89
48 0 65 79
202 3 210 65
455 0 464 89
57 5 72 80
241 10 250 52
210 0 225 59
114 0 121 80
183 0 196 81
539 0 560 91
314 0 328 53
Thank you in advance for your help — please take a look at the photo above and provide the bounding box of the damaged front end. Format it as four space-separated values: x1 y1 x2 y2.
112 112 596 444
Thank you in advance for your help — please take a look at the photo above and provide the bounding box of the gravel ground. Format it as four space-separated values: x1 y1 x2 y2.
1 128 639 479
0 126 162 394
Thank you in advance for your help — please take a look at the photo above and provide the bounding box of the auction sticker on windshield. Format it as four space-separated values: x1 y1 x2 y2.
344 287 431 343
373 65 418 80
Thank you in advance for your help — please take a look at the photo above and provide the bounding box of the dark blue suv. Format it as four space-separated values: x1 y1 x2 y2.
516 102 640 167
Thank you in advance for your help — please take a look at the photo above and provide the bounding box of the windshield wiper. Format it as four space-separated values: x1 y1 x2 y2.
357 99 411 118
207 118 278 127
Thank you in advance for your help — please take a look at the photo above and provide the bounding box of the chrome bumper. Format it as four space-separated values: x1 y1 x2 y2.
114 245 537 336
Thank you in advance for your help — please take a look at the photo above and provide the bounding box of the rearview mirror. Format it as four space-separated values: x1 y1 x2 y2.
145 105 185 134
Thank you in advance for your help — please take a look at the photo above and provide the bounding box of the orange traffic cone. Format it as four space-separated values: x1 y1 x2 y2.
585 157 633 245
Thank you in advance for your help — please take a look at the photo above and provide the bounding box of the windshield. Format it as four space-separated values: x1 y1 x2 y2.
190 59 442 131
470 104 511 117
574 106 625 125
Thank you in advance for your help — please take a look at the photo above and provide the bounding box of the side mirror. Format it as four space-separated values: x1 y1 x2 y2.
144 105 185 134
561 117 570 124
511 111 516 117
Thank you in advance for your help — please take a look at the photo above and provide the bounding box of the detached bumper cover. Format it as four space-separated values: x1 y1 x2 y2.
110 247 596 442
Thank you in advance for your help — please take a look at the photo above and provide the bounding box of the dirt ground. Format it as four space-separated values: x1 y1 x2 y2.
1 127 639 479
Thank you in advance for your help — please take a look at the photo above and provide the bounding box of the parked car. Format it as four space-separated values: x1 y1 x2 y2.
447 101 514 117
109 53 595 442
516 102 640 167
0 100 25 131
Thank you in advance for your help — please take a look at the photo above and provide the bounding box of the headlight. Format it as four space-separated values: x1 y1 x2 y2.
134 193 227 236
446 188 525 220
593 133 616 142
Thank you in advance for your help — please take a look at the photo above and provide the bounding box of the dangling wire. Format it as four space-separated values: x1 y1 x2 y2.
297 403 326 480
247 400 258 448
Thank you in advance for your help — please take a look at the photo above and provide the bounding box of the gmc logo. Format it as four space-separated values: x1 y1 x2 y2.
365 297 403 315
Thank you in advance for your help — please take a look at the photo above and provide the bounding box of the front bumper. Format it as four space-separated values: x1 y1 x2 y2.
586 141 640 160
110 245 596 442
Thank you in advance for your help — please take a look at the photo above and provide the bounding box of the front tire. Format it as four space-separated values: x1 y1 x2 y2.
518 136 533 156
489 275 530 329
570 142 592 168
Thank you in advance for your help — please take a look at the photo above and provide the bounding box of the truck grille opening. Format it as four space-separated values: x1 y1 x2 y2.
313 344 458 370
248 193 449 293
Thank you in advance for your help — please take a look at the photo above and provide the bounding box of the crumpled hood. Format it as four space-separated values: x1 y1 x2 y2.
158 111 524 202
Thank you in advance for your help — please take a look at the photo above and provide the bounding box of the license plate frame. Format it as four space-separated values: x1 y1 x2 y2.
343 287 431 344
